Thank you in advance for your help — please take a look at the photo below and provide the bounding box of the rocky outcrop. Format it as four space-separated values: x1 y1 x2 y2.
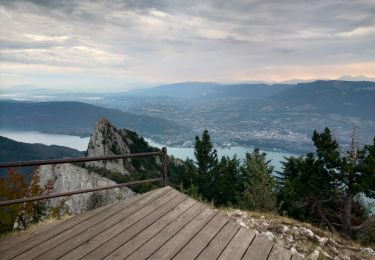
36 163 136 215
226 209 375 260
86 118 133 175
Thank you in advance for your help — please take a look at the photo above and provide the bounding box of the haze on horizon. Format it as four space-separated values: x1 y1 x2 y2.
0 0 375 91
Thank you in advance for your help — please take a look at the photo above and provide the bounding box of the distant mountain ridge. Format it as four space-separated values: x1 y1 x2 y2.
127 82 224 97
269 80 375 119
0 100 186 137
0 136 84 163
0 136 84 177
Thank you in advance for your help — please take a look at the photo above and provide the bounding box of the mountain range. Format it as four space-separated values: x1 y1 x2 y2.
0 100 185 137
1 80 374 153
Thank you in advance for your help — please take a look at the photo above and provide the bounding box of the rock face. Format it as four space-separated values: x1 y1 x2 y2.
37 163 136 215
86 118 133 175
33 117 167 215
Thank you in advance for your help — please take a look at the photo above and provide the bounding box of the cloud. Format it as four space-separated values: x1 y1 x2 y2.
0 0 374 90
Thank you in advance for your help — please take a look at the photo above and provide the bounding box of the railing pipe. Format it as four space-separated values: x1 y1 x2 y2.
0 149 169 206
0 178 162 206
0 151 162 168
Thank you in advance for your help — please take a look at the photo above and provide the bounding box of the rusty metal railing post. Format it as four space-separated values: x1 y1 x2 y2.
162 147 168 186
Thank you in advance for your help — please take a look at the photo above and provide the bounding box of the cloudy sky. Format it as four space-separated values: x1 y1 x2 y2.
0 0 375 91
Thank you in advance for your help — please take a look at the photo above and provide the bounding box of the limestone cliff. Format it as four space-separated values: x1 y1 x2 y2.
85 118 133 175
36 164 135 215
35 117 167 215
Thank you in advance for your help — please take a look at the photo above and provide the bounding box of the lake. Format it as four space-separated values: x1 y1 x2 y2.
145 138 295 172
0 129 295 172
0 129 90 151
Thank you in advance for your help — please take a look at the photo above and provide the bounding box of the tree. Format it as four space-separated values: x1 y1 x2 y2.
193 130 218 200
0 168 66 233
177 130 243 207
240 148 277 211
210 156 241 206
278 128 375 238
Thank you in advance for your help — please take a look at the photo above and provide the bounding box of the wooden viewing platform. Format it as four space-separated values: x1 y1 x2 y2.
0 187 300 260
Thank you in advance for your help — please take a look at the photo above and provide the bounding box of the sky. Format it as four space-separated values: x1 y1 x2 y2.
0 0 375 91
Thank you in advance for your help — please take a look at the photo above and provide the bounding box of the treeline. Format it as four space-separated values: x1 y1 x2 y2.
173 129 375 243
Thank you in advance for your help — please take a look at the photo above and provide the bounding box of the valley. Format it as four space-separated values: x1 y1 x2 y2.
1 80 374 154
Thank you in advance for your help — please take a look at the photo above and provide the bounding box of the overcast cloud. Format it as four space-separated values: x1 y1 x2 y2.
0 0 374 90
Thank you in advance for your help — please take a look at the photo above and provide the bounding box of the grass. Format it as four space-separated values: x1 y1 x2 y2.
0 215 71 241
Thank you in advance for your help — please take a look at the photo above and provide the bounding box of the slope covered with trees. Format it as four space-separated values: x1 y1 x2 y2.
175 128 375 244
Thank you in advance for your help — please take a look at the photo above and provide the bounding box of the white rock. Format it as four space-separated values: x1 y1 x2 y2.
286 235 294 243
306 250 319 260
37 163 136 214
361 247 375 255
299 227 314 238
281 225 289 233
263 231 275 241
290 247 304 258
261 222 269 227
316 235 328 246
86 118 132 175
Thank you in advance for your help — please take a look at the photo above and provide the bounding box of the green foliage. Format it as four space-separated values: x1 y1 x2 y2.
176 130 276 209
278 128 375 239
87 192 106 210
240 148 277 212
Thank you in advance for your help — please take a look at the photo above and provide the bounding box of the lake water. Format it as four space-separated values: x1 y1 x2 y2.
145 139 295 172
0 129 90 151
0 130 295 171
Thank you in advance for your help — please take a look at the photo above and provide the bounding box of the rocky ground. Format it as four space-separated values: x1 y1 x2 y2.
225 209 375 260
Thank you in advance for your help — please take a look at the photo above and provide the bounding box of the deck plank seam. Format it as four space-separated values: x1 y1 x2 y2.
195 220 240 260
266 243 276 260
34 189 174 259
125 202 204 260
0 200 122 255
168 211 218 260
215 224 243 260
119 200 198 260
81 191 183 260
140 203 210 259
239 231 257 260
5 199 129 259
15 188 172 260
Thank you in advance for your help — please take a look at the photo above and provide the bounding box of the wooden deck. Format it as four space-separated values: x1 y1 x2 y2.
0 186 301 260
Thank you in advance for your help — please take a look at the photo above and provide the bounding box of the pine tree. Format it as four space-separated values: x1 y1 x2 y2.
194 130 218 200
278 128 375 238
240 148 277 212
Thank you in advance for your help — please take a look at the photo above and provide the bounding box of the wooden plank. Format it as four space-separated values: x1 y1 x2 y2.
268 244 292 260
242 234 274 260
10 187 171 260
126 202 203 260
173 213 228 259
196 220 240 260
0 216 64 252
101 198 196 259
148 207 216 260
0 199 116 255
218 227 255 260
37 188 179 260
71 192 185 260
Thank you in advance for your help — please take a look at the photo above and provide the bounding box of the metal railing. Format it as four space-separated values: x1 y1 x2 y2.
0 147 168 206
